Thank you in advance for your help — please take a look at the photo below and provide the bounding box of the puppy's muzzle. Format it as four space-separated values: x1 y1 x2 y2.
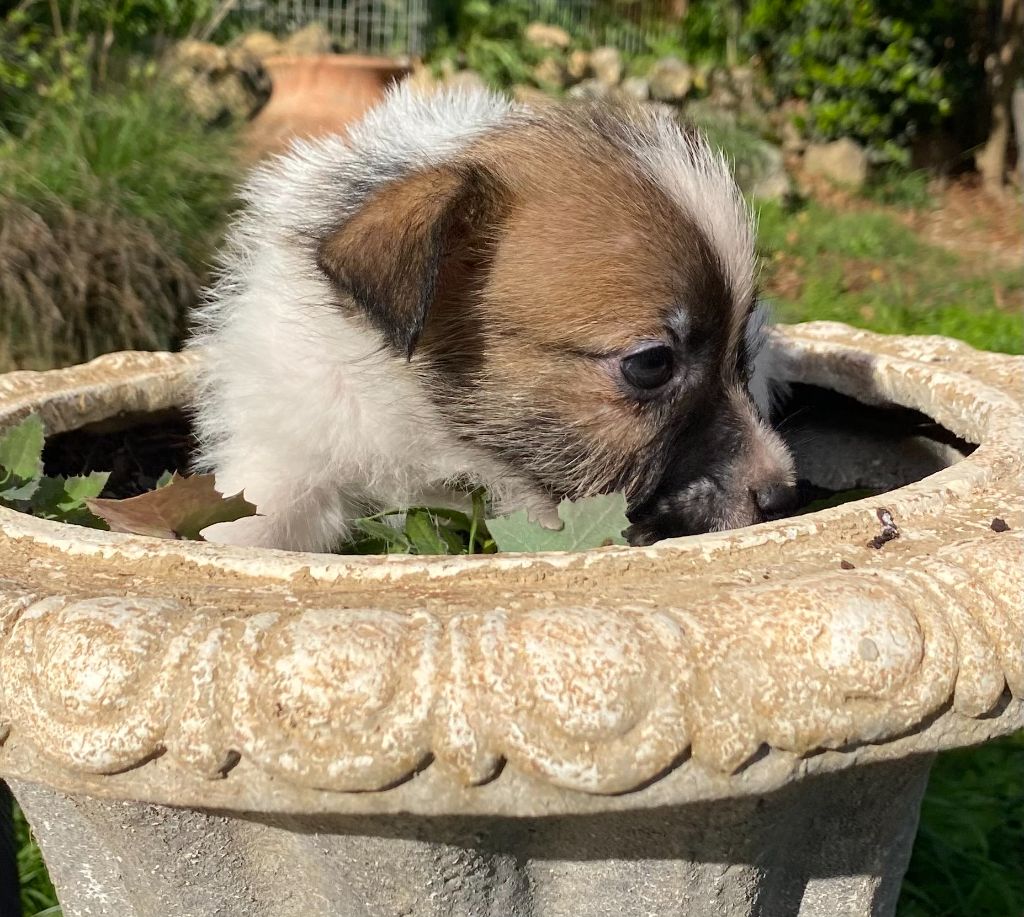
625 474 797 546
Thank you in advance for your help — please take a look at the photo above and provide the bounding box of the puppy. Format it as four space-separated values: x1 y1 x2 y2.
189 85 795 551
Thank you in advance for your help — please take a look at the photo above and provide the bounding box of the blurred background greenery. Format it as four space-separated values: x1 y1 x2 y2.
1 1 1021 915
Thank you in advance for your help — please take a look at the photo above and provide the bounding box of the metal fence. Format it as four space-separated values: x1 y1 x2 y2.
527 0 676 53
230 0 431 56
227 0 678 58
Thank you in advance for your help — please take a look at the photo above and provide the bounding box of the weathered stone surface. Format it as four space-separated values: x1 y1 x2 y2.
282 22 333 56
0 324 1022 915
616 76 646 101
805 138 871 188
566 49 590 81
229 30 283 61
512 83 552 107
743 138 792 201
12 754 933 917
648 56 694 102
404 61 437 95
589 47 622 87
524 22 571 51
164 40 271 124
533 56 569 89
444 68 488 93
567 77 612 100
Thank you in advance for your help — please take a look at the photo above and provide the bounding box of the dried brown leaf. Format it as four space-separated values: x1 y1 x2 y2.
87 473 257 540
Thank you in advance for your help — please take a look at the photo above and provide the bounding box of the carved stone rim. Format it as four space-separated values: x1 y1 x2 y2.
0 322 1021 816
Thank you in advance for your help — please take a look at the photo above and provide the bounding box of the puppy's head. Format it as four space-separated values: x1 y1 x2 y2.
317 97 794 543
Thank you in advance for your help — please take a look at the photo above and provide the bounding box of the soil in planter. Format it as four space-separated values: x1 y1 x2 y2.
42 408 195 500
38 387 978 535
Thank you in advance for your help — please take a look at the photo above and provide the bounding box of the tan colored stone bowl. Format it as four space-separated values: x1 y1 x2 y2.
1 321 1021 916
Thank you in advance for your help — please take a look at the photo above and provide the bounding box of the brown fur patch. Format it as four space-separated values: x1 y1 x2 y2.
315 99 788 529
317 165 498 357
414 112 741 498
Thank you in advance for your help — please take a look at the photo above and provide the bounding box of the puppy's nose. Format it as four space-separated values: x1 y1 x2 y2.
754 483 797 520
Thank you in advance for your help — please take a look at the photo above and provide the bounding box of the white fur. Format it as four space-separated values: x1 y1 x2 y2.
190 85 781 551
190 86 531 550
624 111 757 310
746 300 789 418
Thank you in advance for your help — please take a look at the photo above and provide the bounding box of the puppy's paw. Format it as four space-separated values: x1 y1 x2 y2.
201 514 281 549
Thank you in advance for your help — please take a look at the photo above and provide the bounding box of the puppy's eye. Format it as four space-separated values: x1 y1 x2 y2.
620 344 674 391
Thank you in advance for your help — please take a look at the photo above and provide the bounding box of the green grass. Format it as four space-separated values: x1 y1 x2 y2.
861 167 934 210
0 75 239 371
0 78 237 267
899 732 1024 917
757 199 1024 354
14 801 60 916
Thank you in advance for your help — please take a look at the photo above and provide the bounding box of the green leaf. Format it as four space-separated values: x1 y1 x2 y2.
487 493 630 553
404 509 451 555
86 473 257 540
155 469 174 488
0 477 40 503
468 487 493 554
31 471 110 526
0 414 44 490
351 516 411 553
60 471 110 506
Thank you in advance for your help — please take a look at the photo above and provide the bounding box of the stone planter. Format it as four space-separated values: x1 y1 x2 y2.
247 53 412 156
0 322 1021 917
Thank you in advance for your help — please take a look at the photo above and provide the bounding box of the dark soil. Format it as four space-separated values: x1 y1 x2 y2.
42 408 195 499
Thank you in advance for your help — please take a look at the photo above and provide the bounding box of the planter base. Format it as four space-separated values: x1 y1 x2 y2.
13 755 932 917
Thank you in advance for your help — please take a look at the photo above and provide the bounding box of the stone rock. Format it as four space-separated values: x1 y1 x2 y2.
169 37 225 71
804 138 870 188
728 66 755 101
524 22 571 51
689 104 791 201
648 56 694 103
589 47 622 88
533 56 568 89
566 49 590 82
620 76 650 101
404 62 437 96
567 78 611 101
512 84 552 107
748 144 792 201
230 30 283 61
780 117 806 154
707 70 740 111
643 100 677 119
164 40 271 124
283 22 334 56
443 68 487 93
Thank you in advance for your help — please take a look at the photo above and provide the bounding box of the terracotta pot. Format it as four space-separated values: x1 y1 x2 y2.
0 322 1021 916
247 53 412 156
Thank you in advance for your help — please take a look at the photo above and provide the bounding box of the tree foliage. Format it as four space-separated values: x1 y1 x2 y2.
744 0 978 161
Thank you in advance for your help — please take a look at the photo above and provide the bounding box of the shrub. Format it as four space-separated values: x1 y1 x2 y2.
0 80 237 261
744 0 972 162
0 78 238 371
430 0 541 87
1 1 220 134
0 198 200 371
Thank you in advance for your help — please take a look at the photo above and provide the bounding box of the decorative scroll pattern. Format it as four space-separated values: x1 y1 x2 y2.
0 535 1019 793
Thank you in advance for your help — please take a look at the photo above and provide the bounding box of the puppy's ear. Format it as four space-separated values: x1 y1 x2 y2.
317 164 498 358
